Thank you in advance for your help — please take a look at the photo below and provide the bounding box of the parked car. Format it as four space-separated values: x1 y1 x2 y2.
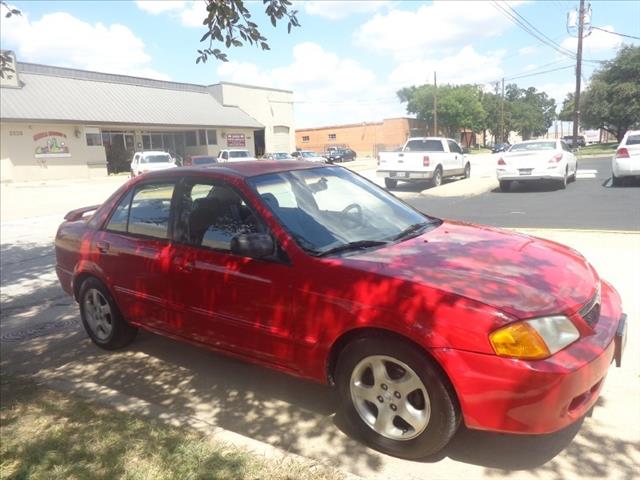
562 135 586 148
262 152 295 161
291 150 327 163
492 142 511 153
377 137 470 189
496 139 578 191
55 162 626 459
611 130 640 186
183 155 217 167
218 149 257 162
130 151 177 177
325 148 357 163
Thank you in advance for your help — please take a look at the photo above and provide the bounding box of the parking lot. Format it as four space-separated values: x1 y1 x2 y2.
1 162 638 480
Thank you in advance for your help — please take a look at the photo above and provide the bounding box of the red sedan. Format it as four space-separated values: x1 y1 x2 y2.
55 161 627 458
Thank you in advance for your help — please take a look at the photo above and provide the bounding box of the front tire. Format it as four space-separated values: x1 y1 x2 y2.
79 277 137 350
463 162 471 179
384 178 398 190
335 336 460 459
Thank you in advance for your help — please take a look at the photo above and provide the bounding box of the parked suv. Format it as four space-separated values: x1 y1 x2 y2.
130 151 177 177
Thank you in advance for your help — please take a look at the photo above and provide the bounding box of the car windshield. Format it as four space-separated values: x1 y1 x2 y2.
300 152 317 158
229 151 250 158
273 152 292 159
142 154 171 163
192 156 216 165
249 166 439 255
404 140 444 152
626 135 640 145
509 142 557 152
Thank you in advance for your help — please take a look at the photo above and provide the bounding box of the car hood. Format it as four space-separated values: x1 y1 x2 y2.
339 221 597 319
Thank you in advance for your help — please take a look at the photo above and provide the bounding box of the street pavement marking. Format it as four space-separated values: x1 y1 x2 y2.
576 169 598 179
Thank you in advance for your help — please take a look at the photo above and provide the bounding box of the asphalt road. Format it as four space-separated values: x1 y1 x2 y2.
406 156 640 231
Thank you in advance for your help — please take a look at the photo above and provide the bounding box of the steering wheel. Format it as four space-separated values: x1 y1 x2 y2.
341 203 364 227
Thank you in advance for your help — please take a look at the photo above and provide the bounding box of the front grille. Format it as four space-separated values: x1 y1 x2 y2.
579 286 601 326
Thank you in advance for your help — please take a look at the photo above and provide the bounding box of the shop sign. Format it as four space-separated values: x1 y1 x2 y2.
33 131 71 158
226 133 246 147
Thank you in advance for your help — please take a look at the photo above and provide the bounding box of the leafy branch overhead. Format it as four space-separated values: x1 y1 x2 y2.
196 0 300 63
0 1 22 79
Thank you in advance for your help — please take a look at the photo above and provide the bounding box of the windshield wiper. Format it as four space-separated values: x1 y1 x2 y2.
318 240 388 257
392 222 431 241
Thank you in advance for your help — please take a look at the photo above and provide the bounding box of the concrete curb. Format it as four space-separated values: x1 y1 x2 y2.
419 177 498 198
34 374 363 480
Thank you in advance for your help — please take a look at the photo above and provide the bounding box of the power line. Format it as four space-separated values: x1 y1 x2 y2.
504 64 574 81
592 26 640 40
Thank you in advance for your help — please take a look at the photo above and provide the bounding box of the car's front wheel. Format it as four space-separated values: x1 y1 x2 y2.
335 336 460 459
79 277 137 350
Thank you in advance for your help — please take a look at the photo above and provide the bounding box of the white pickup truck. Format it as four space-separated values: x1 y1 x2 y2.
377 137 470 189
217 149 257 162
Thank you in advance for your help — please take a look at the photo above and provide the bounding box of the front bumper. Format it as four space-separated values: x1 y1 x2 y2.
377 170 434 180
431 280 626 434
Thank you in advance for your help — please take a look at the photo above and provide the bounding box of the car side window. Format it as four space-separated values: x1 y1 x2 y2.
222 152 228 160
175 181 264 251
105 190 134 233
447 140 462 154
127 183 175 239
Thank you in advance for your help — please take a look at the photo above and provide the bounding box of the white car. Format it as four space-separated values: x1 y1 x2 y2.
130 151 177 177
292 151 328 163
218 149 257 162
496 139 578 191
612 130 640 186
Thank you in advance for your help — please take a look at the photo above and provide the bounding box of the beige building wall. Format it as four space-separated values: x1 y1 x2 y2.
1 122 107 182
209 83 294 154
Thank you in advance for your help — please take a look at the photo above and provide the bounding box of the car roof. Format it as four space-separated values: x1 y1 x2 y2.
190 154 216 158
514 139 558 144
145 160 325 180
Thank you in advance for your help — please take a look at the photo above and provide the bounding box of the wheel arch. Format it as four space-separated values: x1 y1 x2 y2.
325 327 459 405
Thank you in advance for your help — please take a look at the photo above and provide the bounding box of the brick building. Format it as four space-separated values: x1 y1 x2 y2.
295 117 429 157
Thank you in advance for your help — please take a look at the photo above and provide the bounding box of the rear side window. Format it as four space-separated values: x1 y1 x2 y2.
626 135 640 145
106 183 175 239
404 140 444 152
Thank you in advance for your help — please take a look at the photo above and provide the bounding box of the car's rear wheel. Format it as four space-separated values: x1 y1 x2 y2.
499 180 512 192
79 277 137 350
430 167 443 188
558 168 568 190
385 178 398 190
569 162 578 182
611 173 622 186
335 336 460 459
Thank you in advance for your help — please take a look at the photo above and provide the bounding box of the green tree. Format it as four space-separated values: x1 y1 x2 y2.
558 92 575 122
398 84 486 139
581 45 640 141
481 91 504 143
505 85 557 140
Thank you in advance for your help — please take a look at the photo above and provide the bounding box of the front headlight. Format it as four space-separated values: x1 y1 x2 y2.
489 316 580 359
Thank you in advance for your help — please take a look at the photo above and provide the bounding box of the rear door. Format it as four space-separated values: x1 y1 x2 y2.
95 180 177 332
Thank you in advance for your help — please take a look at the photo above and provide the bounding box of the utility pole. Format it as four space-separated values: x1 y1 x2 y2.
433 71 438 136
572 0 585 149
500 78 505 143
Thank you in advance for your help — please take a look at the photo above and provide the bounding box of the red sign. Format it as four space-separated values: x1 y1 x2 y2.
226 133 246 147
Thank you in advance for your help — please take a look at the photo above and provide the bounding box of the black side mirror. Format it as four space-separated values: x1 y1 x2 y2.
231 233 275 259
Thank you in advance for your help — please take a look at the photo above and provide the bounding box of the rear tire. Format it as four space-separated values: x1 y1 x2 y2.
430 167 443 188
558 168 568 190
385 178 398 190
499 180 512 192
335 336 460 459
611 173 622 186
569 162 577 182
79 277 137 350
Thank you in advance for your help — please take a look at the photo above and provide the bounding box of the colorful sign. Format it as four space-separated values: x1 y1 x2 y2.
226 133 246 147
33 131 71 158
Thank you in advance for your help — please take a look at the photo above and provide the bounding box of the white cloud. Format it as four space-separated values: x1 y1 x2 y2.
354 1 521 60
135 0 185 14
518 46 537 55
216 42 404 127
522 63 538 72
561 25 623 52
534 81 575 107
0 11 170 80
179 1 207 27
388 46 505 86
302 1 391 20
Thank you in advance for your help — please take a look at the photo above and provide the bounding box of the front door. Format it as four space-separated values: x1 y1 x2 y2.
168 178 295 366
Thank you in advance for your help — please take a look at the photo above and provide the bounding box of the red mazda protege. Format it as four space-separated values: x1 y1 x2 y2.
55 161 627 458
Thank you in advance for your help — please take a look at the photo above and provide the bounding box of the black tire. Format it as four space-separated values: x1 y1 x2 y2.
430 167 443 188
385 178 398 190
569 162 578 182
558 168 568 190
79 277 137 350
611 174 622 187
335 336 460 459
463 162 471 179
499 180 512 192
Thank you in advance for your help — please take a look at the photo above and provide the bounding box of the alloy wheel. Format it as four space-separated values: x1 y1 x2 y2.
83 288 113 341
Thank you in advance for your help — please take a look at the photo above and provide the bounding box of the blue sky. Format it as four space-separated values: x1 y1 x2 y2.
1 1 638 127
